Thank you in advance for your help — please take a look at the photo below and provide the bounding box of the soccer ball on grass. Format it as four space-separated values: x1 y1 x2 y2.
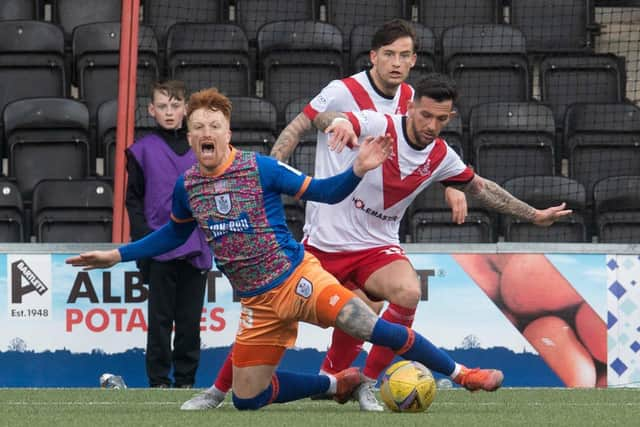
379 361 436 413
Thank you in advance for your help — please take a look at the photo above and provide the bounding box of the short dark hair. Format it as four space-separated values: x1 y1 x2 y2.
151 80 186 102
413 73 458 103
371 19 417 52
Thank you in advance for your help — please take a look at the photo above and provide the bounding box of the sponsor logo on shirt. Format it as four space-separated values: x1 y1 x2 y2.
207 212 253 238
352 197 399 222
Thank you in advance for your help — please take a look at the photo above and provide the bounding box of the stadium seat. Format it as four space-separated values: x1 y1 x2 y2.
143 0 226 48
440 113 465 161
350 23 436 83
409 184 495 243
416 0 503 40
4 97 90 202
229 97 278 155
0 0 40 20
325 0 409 51
0 180 24 242
73 22 159 130
31 179 113 243
564 103 640 206
469 102 556 185
539 54 625 129
594 176 640 243
258 20 344 121
235 0 316 45
96 99 118 177
282 195 305 242
509 0 598 55
166 23 251 97
501 176 588 242
52 0 122 43
441 24 530 123
283 97 316 176
0 20 66 146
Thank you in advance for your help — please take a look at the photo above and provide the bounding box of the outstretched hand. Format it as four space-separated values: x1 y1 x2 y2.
65 249 122 270
533 202 573 226
325 118 359 153
352 134 392 177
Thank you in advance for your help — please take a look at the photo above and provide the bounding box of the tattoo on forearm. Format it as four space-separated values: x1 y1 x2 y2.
270 114 312 161
335 298 378 341
313 111 346 132
468 178 537 221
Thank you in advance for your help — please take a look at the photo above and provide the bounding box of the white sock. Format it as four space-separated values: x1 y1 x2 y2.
326 374 337 394
449 363 463 380
206 385 227 397
319 368 331 376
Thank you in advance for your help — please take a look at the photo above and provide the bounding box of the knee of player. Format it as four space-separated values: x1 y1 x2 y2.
232 391 270 410
393 285 421 308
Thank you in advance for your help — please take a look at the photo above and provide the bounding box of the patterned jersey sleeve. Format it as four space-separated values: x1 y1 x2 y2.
170 175 195 223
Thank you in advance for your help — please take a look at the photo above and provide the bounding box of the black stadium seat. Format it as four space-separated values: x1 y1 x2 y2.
258 20 344 121
32 179 113 242
143 0 226 47
409 184 494 243
52 0 122 43
326 0 408 51
229 97 278 155
442 24 530 123
469 102 556 185
416 0 502 40
594 176 640 243
0 0 40 20
510 0 597 55
540 54 625 129
502 176 588 242
73 22 159 131
235 0 316 45
0 20 66 146
564 103 640 206
4 97 90 201
166 23 251 97
0 180 24 242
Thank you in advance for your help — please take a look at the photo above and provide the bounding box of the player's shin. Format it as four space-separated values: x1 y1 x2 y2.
233 371 331 410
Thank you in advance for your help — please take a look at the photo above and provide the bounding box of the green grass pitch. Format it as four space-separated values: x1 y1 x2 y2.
1 388 639 426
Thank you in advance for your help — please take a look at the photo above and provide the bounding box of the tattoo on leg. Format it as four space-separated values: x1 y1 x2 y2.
335 298 378 341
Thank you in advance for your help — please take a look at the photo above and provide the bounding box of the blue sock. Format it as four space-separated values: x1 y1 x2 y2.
271 371 331 403
232 371 330 410
369 318 456 376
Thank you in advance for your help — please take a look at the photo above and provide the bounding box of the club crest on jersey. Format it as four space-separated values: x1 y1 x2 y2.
295 277 313 298
214 193 232 214
417 158 432 177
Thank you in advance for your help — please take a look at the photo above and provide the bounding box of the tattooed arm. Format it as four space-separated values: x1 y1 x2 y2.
270 113 313 162
455 175 572 226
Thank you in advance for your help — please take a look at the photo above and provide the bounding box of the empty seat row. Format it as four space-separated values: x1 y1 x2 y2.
408 175 640 244
3 1 596 55
0 178 112 242
0 19 624 131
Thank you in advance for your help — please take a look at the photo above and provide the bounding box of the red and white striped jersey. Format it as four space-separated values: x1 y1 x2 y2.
304 110 474 252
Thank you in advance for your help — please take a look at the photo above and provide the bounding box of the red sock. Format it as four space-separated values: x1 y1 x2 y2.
363 303 416 380
213 349 233 393
320 328 364 375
